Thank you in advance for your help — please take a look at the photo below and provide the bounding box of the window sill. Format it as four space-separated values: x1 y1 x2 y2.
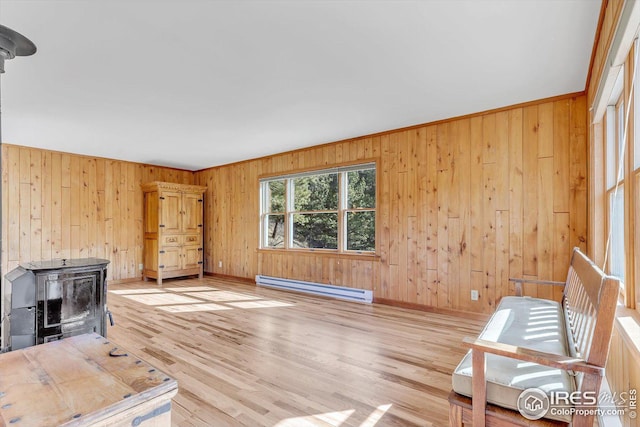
257 248 380 261
614 305 640 365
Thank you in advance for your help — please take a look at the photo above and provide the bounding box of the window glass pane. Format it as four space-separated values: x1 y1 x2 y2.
636 175 640 306
293 174 338 211
292 213 338 249
609 187 625 283
617 102 625 171
347 170 376 209
606 107 617 189
636 136 640 170
637 42 640 169
346 211 375 251
266 214 285 248
268 180 285 213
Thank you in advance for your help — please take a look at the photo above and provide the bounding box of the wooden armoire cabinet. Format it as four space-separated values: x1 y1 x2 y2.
141 182 207 285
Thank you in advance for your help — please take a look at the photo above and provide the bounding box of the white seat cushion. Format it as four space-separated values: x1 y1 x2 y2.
451 296 575 422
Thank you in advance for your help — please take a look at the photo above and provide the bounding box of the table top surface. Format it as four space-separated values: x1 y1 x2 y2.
0 333 177 426
19 258 110 271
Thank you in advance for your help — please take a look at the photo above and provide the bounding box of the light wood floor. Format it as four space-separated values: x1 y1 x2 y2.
107 276 485 427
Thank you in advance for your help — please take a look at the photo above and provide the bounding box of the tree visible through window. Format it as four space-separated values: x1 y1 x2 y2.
265 180 285 248
292 173 338 249
346 169 376 251
260 164 376 253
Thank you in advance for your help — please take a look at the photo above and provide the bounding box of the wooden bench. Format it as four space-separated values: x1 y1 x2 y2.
449 247 619 427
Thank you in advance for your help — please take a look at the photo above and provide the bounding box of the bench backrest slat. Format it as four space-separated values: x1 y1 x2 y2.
562 248 619 370
574 284 594 356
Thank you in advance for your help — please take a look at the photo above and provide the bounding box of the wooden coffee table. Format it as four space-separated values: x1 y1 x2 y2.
0 333 178 426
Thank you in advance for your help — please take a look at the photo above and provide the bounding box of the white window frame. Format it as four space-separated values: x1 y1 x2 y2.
605 68 626 291
259 163 376 253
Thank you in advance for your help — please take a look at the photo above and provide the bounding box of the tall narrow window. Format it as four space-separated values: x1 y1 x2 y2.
345 169 376 251
634 41 640 308
263 180 286 248
605 69 626 286
260 163 376 253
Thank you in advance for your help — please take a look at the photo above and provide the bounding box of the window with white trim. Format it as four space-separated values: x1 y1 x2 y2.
260 163 376 253
605 68 626 287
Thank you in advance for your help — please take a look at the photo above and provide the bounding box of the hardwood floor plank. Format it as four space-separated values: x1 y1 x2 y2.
107 277 484 426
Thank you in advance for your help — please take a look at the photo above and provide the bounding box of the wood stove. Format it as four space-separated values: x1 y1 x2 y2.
3 258 110 351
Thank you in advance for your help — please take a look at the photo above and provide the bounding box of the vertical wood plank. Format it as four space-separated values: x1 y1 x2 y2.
570 96 588 254
482 114 496 164
554 99 571 213
483 164 497 312
538 102 554 158
437 136 451 308
537 157 554 300
448 218 461 309
458 119 472 311
470 116 484 272
425 126 438 271
495 111 510 211
553 212 571 301
7 145 21 263
41 151 52 261
508 109 524 286
496 211 510 302
523 106 539 277
51 153 62 258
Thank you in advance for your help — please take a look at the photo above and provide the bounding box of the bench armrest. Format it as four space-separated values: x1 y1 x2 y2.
508 277 566 296
463 337 604 376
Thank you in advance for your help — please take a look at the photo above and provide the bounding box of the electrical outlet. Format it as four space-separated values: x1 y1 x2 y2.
471 290 479 301
138 263 143 271
218 261 223 268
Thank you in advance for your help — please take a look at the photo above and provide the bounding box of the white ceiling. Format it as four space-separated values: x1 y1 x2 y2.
1 0 601 171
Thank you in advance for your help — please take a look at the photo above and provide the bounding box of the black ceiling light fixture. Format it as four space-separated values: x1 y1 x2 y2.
0 24 37 74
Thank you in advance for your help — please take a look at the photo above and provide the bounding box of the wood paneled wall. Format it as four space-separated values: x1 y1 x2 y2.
607 314 640 427
195 94 588 314
1 144 194 282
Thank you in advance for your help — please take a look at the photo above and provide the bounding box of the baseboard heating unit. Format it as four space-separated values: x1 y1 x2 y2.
255 275 373 303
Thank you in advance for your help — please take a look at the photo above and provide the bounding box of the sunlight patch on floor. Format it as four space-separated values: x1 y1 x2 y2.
121 293 202 306
273 404 392 427
274 409 354 427
184 290 262 302
109 285 294 312
157 303 232 313
109 289 165 295
359 404 392 427
165 286 219 292
227 300 293 309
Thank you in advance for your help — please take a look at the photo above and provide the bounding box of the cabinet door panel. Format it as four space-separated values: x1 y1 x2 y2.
182 193 202 234
182 246 201 270
144 192 159 234
160 192 182 234
161 247 181 272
